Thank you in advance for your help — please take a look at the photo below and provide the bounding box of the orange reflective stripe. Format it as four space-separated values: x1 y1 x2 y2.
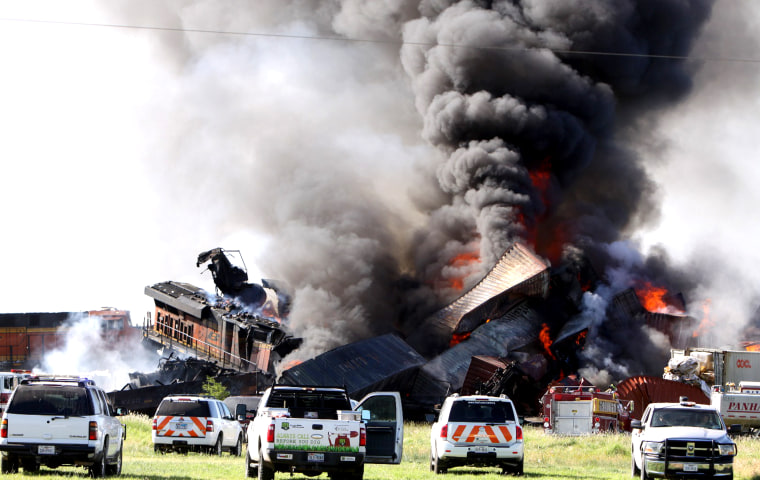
157 416 172 429
192 417 206 432
451 424 467 441
498 425 513 442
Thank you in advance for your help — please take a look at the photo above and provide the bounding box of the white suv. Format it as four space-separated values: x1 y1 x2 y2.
430 394 524 475
0 375 125 476
152 395 243 455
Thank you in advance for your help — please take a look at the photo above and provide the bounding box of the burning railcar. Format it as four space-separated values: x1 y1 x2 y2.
142 249 299 375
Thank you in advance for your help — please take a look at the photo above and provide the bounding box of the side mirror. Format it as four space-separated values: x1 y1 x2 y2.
630 419 643 430
361 409 371 421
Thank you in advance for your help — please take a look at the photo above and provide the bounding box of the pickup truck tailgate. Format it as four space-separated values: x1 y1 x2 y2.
274 419 362 451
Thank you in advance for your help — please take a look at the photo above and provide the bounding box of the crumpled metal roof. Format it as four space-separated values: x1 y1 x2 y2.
411 301 546 406
278 334 426 399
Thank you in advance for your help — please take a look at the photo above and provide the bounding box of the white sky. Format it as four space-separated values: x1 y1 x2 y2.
0 1 759 334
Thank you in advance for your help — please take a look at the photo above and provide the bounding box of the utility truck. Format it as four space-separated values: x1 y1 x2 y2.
245 385 403 480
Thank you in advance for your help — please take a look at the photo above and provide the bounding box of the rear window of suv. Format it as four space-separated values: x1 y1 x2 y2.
7 384 93 416
156 399 211 417
448 400 515 423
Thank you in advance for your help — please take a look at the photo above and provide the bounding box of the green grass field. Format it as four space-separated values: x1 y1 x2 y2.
4 415 760 479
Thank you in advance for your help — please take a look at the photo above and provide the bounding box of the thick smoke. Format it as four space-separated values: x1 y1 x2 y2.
106 1 719 373
38 314 158 391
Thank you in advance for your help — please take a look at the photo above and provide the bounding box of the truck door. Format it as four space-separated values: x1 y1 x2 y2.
354 392 403 464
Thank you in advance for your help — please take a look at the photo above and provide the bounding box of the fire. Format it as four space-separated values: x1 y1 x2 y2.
745 343 760 352
445 251 481 291
539 323 556 359
575 330 587 346
692 299 714 338
635 282 669 312
450 332 471 347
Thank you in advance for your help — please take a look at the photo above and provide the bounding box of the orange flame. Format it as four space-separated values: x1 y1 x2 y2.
539 323 556 359
692 299 714 338
575 330 587 346
445 251 481 291
745 343 760 352
450 332 471 347
635 282 670 312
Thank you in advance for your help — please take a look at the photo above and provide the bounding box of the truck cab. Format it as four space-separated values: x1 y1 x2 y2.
631 397 738 479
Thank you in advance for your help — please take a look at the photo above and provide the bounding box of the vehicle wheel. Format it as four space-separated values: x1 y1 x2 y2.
231 434 243 456
631 451 640 477
258 447 275 480
513 459 524 476
431 449 446 474
1 454 19 473
349 464 364 480
89 453 107 478
245 450 258 478
106 442 123 476
212 434 223 456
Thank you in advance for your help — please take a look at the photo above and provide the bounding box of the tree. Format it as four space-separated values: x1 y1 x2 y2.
202 377 230 400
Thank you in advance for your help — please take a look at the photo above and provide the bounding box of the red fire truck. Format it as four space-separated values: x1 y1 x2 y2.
540 384 633 435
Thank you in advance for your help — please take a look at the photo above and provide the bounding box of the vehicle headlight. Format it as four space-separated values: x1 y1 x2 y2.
718 443 737 456
642 441 664 455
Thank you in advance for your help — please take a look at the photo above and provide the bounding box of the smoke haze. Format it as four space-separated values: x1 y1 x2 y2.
2 1 760 379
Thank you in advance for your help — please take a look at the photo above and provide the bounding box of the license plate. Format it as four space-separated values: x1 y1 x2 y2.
307 453 324 462
474 446 488 453
174 422 188 430
38 445 55 455
684 464 698 472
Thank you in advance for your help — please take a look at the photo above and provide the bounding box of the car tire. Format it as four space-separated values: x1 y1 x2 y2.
212 434 223 456
245 450 258 478
258 447 275 480
1 454 19 474
514 459 524 476
106 442 123 476
431 448 446 474
231 434 243 456
89 438 108 478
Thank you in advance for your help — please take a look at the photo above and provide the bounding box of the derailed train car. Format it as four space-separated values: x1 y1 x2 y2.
0 308 139 369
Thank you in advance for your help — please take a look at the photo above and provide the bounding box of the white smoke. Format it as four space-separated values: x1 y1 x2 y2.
37 314 157 391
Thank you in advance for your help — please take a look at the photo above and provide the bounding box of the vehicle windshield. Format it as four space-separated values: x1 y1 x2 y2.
448 400 515 423
650 408 722 429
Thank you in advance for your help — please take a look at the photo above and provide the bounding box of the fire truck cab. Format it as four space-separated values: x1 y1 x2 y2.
540 385 632 435
0 371 31 415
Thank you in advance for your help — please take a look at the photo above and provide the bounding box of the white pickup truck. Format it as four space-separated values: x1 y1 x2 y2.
631 397 739 479
245 385 403 480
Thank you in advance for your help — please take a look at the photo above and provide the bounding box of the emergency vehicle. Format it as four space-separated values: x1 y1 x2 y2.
430 394 524 475
0 371 31 414
540 384 632 435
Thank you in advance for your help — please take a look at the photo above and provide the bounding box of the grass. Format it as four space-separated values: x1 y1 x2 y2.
4 415 760 479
